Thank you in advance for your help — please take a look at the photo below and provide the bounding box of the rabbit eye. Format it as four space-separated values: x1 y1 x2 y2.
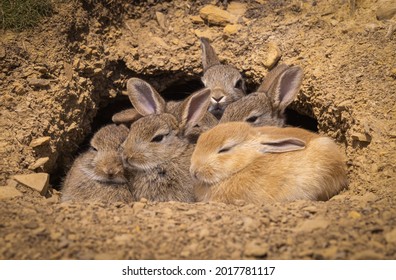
151 134 166 143
91 147 98 152
234 79 243 89
218 147 231 153
246 116 258 123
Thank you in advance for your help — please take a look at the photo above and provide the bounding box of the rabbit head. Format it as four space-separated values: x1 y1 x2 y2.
220 64 303 127
112 108 142 127
80 124 129 184
121 78 211 172
190 122 305 185
200 37 246 119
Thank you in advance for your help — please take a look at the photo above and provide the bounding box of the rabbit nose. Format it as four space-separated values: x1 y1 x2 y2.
104 167 118 177
212 96 224 103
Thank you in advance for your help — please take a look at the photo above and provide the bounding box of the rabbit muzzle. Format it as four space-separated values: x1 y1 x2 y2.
208 88 227 118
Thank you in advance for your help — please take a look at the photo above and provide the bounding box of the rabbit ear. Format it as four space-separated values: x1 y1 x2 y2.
256 64 290 93
200 37 220 71
127 78 166 116
180 88 211 129
112 108 142 125
259 137 306 153
268 66 303 112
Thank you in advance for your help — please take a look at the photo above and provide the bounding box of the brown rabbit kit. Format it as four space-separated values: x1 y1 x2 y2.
61 38 346 205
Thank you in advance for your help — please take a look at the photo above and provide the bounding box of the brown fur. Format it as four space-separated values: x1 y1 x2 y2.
112 78 218 142
122 79 212 202
191 122 348 204
61 124 133 204
200 37 247 119
220 65 303 127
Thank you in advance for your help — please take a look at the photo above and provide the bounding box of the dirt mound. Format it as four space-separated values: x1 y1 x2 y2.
0 0 395 259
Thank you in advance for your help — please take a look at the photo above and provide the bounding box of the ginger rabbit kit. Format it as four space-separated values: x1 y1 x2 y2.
61 38 347 204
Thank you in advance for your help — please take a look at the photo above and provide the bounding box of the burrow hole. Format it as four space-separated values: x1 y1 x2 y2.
52 78 318 187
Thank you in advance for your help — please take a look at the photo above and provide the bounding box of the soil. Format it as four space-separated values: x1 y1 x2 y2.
0 0 395 259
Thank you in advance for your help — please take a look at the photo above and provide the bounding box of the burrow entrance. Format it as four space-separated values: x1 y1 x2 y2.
51 77 318 188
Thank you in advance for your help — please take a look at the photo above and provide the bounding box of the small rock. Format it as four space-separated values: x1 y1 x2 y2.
263 42 282 69
376 2 396 20
194 29 217 41
242 217 259 231
0 186 23 200
13 173 50 196
353 250 383 260
223 24 241 36
227 2 247 17
27 78 50 88
24 221 39 229
28 157 50 170
63 62 73 81
359 192 378 202
132 202 146 213
318 246 338 259
190 15 204 24
351 132 371 143
295 217 330 233
302 205 318 214
156 11 168 30
348 211 361 219
29 137 51 148
385 228 396 244
244 240 269 258
200 5 237 26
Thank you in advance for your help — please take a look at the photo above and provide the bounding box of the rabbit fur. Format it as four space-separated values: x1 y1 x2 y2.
61 124 133 203
200 37 247 119
190 122 348 204
121 78 213 202
112 78 218 143
220 64 303 127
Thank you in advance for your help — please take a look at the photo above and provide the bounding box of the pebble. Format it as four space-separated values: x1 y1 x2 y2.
0 186 23 200
194 29 217 41
190 15 204 24
199 5 237 26
132 202 146 213
295 217 330 233
244 240 269 258
353 250 383 260
156 12 168 30
351 132 371 143
385 228 396 244
63 62 73 81
348 211 361 219
29 137 51 148
28 157 49 170
263 42 282 69
24 221 39 229
223 24 241 36
13 173 50 196
27 78 50 88
227 2 247 17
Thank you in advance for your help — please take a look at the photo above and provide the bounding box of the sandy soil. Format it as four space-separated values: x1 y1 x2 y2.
0 0 395 259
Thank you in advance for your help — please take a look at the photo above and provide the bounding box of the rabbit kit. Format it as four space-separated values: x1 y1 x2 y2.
62 38 347 205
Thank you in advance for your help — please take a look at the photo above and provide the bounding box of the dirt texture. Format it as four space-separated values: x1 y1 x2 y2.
0 0 395 259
